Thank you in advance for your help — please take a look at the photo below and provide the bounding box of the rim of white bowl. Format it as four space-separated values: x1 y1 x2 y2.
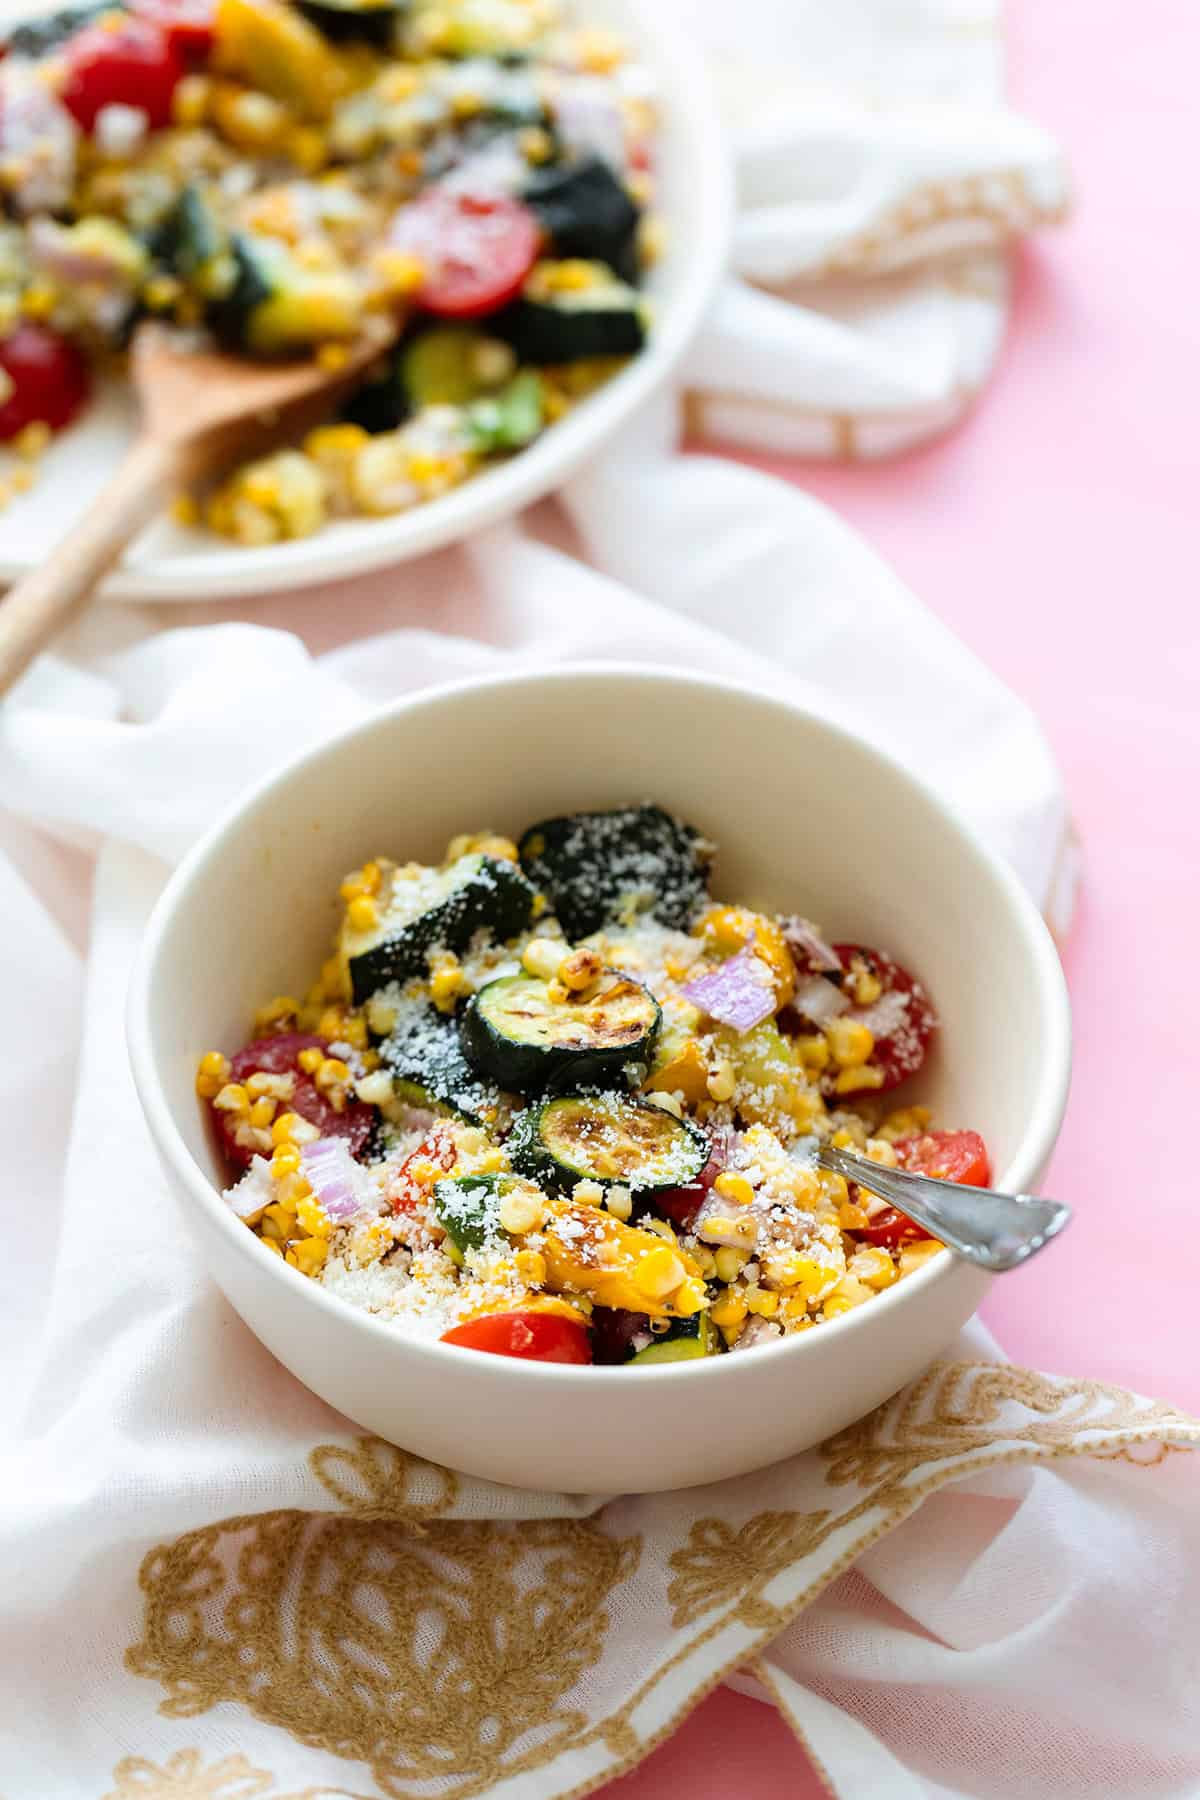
128 663 1073 1385
4 5 733 603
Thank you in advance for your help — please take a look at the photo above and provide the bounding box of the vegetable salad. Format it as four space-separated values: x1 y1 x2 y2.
200 805 991 1365
0 0 656 537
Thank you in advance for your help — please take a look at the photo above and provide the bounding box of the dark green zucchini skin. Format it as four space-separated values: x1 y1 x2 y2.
524 157 641 282
297 0 404 44
340 352 412 434
148 184 226 286
377 1003 507 1128
5 1 113 56
509 1091 709 1195
348 856 537 1005
206 233 274 352
461 969 660 1091
629 1312 720 1364
432 1173 509 1254
518 804 712 939
496 290 644 364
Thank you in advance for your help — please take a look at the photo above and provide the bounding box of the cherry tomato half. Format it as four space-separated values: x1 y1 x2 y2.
130 0 216 61
213 1033 376 1171
829 943 937 1093
0 324 90 439
60 13 184 132
389 189 542 320
859 1130 990 1247
441 1310 593 1364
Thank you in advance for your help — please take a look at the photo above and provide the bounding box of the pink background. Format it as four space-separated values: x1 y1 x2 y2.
609 0 1197 1792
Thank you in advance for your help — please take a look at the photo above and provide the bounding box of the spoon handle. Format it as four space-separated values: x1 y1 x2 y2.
0 433 180 697
818 1144 1071 1273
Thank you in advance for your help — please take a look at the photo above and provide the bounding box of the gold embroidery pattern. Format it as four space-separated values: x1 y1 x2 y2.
100 1748 333 1799
126 1439 640 1800
667 1510 831 1631
808 169 1070 280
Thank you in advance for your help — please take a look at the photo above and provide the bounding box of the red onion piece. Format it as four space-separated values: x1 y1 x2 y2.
301 1137 370 1223
782 916 841 974
682 946 776 1032
790 972 851 1028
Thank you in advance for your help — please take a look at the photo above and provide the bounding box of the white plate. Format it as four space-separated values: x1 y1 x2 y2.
0 0 731 601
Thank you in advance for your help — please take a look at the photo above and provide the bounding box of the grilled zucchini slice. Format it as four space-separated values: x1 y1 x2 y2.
523 157 641 281
461 968 660 1089
518 803 712 939
377 999 508 1128
510 1092 709 1195
629 1312 720 1364
345 853 536 1004
432 1172 539 1256
298 0 405 46
497 261 645 364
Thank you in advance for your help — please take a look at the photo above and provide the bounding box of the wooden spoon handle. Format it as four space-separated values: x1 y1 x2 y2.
0 434 182 697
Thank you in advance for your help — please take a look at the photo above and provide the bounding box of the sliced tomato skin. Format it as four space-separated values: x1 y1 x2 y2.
390 189 542 320
214 1032 375 1171
894 1129 990 1188
830 943 937 1093
859 1129 990 1247
60 14 184 132
0 324 90 438
441 1310 593 1364
130 0 216 60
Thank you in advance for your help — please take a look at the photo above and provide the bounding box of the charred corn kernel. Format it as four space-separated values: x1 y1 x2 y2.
819 1170 849 1206
572 1180 604 1208
213 1082 249 1113
21 281 58 322
879 1105 933 1142
762 1250 841 1299
248 1096 277 1129
826 1017 874 1069
518 936 559 981
852 967 883 1005
211 82 292 153
297 1047 324 1075
714 1171 755 1208
256 994 299 1026
699 1212 759 1250
710 1288 748 1329
270 1145 302 1179
274 1171 313 1209
899 1239 944 1277
366 996 397 1035
290 1236 328 1276
634 1244 687 1301
864 1137 900 1168
672 1280 706 1317
261 1201 297 1242
705 1061 737 1103
559 947 603 990
428 950 464 1012
647 1089 684 1119
171 72 211 126
515 1248 547 1285
794 1034 830 1071
296 1191 331 1239
838 1199 870 1230
347 894 379 932
287 124 326 171
371 248 426 297
713 1245 748 1284
354 1069 395 1107
498 1188 546 1236
14 421 50 460
195 1051 231 1098
316 1056 351 1087
781 1292 813 1323
835 1064 886 1094
849 1246 898 1290
247 1072 295 1100
691 1244 717 1279
604 1185 633 1222
317 1006 345 1040
745 1286 779 1318
831 1128 855 1149
271 1111 319 1147
822 1273 873 1317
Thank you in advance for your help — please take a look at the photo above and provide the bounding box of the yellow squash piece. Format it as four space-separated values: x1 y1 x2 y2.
213 0 342 120
641 994 710 1106
540 1202 706 1319
695 904 796 1010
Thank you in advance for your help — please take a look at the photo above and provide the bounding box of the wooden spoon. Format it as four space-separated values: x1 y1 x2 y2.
0 316 397 696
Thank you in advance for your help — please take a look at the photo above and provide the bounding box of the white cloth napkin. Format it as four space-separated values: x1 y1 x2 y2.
9 5 1193 1800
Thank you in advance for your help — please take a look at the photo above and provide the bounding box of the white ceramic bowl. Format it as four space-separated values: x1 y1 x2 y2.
0 0 730 602
128 667 1071 1492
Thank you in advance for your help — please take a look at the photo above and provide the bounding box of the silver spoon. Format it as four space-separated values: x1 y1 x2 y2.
817 1144 1071 1273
